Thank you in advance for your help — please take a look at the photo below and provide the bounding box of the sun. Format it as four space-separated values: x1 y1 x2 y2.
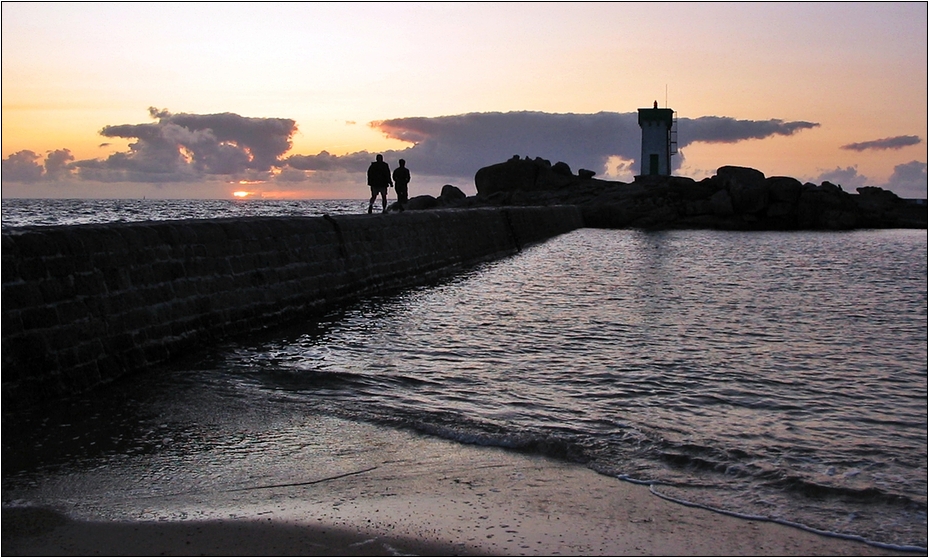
232 191 253 198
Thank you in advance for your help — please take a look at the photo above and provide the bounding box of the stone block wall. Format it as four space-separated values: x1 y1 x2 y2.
2 206 583 406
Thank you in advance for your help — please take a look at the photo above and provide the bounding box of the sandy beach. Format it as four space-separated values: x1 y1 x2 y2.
2 415 916 556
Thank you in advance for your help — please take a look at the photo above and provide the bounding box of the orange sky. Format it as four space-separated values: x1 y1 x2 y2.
2 3 926 199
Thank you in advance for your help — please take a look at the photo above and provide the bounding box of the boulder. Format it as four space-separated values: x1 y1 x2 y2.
820 181 844 193
856 186 902 208
668 176 713 201
797 185 858 229
474 156 542 196
551 161 573 177
708 166 767 214
853 186 927 228
766 176 803 205
439 184 467 202
716 166 766 189
729 180 769 214
709 189 734 216
467 156 924 230
766 202 796 220
474 156 575 196
405 195 439 211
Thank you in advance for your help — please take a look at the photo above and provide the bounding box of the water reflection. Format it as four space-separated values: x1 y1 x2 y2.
3 228 926 548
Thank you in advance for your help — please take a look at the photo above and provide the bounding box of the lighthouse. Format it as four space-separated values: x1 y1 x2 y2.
637 101 677 176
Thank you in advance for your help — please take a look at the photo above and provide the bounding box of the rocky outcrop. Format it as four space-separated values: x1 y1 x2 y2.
431 158 926 230
474 156 595 196
390 184 469 212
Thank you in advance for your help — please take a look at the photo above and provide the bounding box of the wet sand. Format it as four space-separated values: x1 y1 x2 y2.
2 416 914 556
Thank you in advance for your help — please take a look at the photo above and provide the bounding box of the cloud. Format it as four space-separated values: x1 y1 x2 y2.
841 135 922 151
286 150 373 173
285 111 820 181
1 150 44 182
810 161 928 199
812 166 867 191
1 149 75 183
3 109 821 191
66 107 298 183
682 117 819 144
884 160 927 198
44 149 75 180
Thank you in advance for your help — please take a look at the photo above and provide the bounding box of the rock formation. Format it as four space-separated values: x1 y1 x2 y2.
415 156 926 231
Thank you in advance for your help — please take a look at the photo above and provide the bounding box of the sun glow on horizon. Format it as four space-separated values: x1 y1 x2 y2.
232 191 253 198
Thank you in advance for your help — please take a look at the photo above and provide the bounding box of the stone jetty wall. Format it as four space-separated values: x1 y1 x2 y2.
2 206 583 406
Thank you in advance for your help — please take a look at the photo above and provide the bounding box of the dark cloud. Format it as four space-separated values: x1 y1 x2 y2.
70 107 298 183
1 149 75 183
682 116 819 144
840 135 922 151
884 160 927 198
44 149 75 180
3 109 820 186
1 150 45 182
811 161 927 199
813 166 866 190
287 150 374 172
282 111 821 180
372 112 637 176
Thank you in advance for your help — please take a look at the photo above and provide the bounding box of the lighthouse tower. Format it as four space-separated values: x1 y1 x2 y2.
637 101 676 176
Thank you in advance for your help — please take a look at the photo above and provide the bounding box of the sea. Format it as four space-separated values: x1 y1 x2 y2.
2 198 927 551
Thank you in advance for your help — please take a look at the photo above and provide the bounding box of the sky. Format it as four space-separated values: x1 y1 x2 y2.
2 2 927 200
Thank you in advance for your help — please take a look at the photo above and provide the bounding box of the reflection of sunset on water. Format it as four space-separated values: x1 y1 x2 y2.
231 190 315 200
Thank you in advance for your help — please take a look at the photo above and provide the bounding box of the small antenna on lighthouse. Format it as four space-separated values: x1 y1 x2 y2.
665 85 668 108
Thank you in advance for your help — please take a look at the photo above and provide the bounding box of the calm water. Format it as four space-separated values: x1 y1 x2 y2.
2 200 927 550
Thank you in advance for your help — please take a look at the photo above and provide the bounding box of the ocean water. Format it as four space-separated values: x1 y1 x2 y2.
2 199 927 550
0 198 364 229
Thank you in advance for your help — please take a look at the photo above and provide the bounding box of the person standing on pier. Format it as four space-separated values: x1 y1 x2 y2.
367 154 392 214
392 159 411 211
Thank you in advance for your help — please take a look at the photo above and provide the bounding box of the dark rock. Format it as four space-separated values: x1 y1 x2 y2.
631 205 679 229
716 166 766 189
766 176 803 205
820 181 844 194
716 166 768 214
581 204 635 229
533 156 553 169
856 186 902 206
683 199 713 216
853 186 928 228
551 161 573 177
475 158 542 196
709 189 734 216
474 156 576 196
766 202 796 220
464 157 925 231
405 195 439 211
729 180 769 214
578 169 596 179
439 184 467 202
668 176 713 201
797 186 858 229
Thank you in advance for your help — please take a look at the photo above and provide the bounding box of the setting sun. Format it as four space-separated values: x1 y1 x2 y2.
232 191 252 198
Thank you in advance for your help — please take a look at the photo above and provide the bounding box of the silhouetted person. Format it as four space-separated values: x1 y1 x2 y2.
392 159 410 211
367 154 392 214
